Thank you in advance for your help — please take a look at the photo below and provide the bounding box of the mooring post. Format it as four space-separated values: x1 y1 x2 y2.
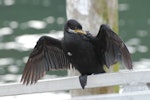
66 0 119 97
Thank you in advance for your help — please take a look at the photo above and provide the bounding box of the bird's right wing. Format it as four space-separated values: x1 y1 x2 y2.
21 36 70 85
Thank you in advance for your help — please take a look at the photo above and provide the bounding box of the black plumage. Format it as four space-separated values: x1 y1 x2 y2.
21 19 132 89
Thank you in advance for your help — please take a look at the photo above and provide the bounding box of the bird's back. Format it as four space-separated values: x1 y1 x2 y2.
62 33 104 75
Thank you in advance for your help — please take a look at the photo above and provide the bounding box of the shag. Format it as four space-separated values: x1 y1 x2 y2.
21 19 132 89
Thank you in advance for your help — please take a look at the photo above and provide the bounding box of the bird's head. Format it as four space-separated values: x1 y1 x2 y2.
64 19 86 35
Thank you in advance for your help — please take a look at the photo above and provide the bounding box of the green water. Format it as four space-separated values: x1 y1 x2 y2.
0 0 149 83
119 0 150 61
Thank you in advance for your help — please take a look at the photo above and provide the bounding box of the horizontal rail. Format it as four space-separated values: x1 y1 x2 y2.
0 70 150 97
68 91 150 100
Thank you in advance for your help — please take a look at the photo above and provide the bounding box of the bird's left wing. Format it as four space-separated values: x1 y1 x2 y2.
21 36 70 85
95 25 132 69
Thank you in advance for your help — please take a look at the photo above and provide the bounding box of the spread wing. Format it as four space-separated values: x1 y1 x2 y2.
96 25 132 69
21 36 70 85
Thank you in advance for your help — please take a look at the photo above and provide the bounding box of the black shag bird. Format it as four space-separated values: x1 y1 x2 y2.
21 19 132 89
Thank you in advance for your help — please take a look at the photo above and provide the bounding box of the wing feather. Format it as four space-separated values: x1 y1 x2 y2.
21 36 70 85
96 24 132 69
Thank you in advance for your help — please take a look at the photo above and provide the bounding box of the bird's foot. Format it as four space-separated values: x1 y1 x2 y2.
79 75 87 89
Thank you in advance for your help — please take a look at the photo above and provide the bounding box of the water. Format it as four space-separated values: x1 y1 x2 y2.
0 0 150 99
0 0 149 83
0 0 67 83
119 0 150 69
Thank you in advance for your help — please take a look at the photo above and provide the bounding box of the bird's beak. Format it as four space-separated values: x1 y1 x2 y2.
74 29 87 34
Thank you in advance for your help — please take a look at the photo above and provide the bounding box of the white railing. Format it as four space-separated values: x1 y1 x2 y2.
0 69 150 99
68 91 150 100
